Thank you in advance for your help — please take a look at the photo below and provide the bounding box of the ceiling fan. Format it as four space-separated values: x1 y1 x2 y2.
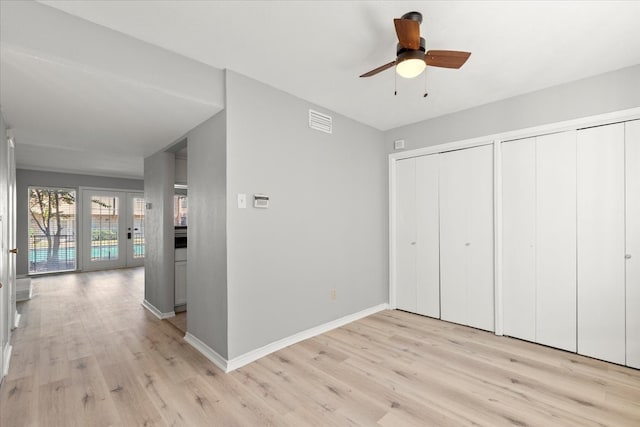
360 11 471 79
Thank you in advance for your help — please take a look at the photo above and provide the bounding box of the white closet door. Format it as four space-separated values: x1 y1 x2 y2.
440 149 469 326
502 138 536 342
467 145 495 331
626 120 640 368
415 155 440 318
440 145 494 331
577 123 626 365
395 158 417 312
536 131 577 352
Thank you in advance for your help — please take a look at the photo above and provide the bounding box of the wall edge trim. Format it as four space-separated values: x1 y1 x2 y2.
3 343 12 377
141 300 175 319
184 332 228 373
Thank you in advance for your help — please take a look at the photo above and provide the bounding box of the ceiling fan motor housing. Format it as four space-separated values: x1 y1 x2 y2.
397 37 426 57
401 11 423 23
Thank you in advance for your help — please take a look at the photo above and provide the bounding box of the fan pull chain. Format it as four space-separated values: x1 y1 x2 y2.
423 69 428 98
394 72 397 96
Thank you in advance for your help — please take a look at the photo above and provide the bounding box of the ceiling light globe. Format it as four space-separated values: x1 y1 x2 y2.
396 48 426 79
396 58 426 78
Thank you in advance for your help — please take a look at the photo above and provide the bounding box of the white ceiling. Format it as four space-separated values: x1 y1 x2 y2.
2 1 640 178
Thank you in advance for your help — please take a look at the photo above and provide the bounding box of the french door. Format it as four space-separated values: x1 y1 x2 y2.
81 189 145 271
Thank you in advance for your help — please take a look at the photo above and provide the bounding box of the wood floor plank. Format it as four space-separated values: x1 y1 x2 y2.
1 267 639 426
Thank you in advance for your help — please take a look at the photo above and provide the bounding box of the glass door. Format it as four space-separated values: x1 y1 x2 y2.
82 190 126 271
127 193 145 267
82 190 145 271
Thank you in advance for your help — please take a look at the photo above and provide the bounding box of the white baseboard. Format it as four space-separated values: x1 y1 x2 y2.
13 312 20 329
16 277 33 302
184 303 389 374
3 343 12 377
226 303 389 372
184 332 228 372
141 300 175 319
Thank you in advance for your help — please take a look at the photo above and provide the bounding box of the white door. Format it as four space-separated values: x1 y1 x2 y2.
440 145 494 331
415 154 440 318
82 190 144 271
626 120 640 368
395 158 417 312
502 138 536 342
1 128 15 382
0 135 7 382
577 123 626 365
126 193 145 267
535 131 577 352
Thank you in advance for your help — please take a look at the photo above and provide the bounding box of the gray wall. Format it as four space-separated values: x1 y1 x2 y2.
143 152 175 314
225 71 388 359
385 64 640 151
187 110 228 358
15 169 143 275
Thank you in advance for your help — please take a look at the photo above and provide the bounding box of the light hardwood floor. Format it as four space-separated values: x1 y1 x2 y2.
1 268 639 426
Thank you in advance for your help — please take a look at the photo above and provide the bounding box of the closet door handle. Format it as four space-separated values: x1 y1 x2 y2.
410 242 416 245
626 254 632 259
9 248 18 254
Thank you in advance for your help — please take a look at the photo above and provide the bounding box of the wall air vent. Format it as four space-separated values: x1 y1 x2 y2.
309 109 332 134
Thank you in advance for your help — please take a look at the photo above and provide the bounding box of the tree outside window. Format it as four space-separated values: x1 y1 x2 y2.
28 187 77 273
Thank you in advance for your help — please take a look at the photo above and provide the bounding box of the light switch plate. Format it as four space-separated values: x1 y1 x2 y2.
237 193 247 209
394 139 405 150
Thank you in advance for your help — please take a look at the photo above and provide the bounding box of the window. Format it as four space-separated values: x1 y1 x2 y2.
28 187 77 273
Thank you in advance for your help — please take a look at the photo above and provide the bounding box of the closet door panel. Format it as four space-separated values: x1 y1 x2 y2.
501 138 536 342
415 154 441 318
440 145 494 331
395 158 417 313
536 131 577 352
577 123 626 365
439 149 469 326
466 145 494 331
626 120 640 368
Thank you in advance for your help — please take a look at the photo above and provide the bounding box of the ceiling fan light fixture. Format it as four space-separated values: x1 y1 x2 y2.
396 50 426 79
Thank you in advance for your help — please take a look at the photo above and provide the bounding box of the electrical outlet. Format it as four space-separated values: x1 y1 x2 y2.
330 288 337 300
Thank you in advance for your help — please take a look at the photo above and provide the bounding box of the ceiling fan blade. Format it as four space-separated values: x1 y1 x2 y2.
359 60 397 78
425 50 471 69
394 18 420 49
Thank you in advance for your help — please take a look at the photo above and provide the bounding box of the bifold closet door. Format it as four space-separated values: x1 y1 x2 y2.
535 132 577 352
415 155 440 317
502 132 576 350
395 155 440 318
577 123 626 365
501 138 536 342
440 145 494 331
395 158 417 313
626 120 640 369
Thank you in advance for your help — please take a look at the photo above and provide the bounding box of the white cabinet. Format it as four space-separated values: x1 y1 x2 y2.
625 120 640 368
577 123 626 365
502 132 576 351
175 248 187 307
440 145 494 331
395 155 440 318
